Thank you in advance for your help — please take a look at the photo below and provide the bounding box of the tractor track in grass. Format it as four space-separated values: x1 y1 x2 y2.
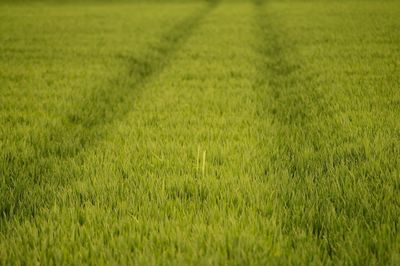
254 0 330 128
253 0 339 258
66 0 219 131
253 0 360 259
0 1 218 225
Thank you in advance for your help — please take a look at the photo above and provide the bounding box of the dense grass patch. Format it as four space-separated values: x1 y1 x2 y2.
0 0 210 221
256 0 400 264
0 0 399 264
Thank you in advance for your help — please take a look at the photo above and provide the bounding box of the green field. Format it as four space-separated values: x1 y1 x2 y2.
1 0 399 264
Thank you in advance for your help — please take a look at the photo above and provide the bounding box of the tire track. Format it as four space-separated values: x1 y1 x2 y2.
0 1 218 224
253 0 344 258
253 0 339 183
67 0 219 131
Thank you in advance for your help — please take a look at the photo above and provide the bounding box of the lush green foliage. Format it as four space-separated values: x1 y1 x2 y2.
0 0 399 264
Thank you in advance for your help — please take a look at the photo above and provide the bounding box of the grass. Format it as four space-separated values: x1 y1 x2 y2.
0 0 399 264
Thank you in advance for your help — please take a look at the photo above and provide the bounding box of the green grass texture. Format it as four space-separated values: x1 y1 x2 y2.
0 0 399 264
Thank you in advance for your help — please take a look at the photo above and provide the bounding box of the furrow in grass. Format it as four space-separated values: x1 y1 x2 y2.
0 2 216 224
65 0 219 130
255 0 400 264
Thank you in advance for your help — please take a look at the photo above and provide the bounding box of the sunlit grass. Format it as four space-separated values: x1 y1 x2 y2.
0 0 399 264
